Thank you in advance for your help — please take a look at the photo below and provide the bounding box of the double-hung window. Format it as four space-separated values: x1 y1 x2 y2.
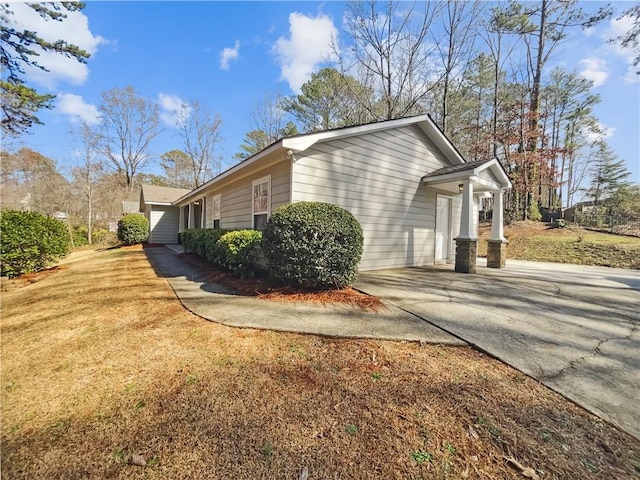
252 175 270 230
212 194 221 229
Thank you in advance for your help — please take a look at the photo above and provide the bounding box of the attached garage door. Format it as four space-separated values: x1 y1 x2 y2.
149 205 180 244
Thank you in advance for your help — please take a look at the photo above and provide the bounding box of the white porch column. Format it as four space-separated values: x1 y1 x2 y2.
489 189 507 241
457 180 476 240
188 203 193 229
454 180 478 273
487 188 508 268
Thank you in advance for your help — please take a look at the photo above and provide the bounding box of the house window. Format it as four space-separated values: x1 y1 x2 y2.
212 194 221 229
252 175 270 230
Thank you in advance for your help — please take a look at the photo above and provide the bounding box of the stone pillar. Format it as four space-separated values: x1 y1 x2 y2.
487 189 507 268
455 238 477 273
487 240 506 268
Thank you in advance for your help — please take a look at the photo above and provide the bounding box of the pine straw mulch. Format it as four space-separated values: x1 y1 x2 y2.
179 252 385 312
1 245 639 479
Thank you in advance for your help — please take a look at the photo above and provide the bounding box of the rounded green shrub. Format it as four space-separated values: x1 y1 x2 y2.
0 210 70 277
117 214 149 245
217 230 262 278
262 202 364 289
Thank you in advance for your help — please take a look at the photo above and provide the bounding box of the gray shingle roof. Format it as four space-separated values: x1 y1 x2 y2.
141 185 192 204
422 159 491 178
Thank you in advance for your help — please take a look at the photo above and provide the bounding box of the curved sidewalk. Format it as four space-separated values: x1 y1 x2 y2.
143 246 464 345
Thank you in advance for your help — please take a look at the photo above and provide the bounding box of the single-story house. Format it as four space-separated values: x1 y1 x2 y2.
140 184 191 244
140 115 511 272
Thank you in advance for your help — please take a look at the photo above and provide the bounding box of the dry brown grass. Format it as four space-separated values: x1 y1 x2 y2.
1 246 639 479
478 221 640 269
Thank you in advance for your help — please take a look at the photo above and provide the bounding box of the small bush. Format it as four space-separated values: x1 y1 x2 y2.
218 230 263 278
262 202 364 289
180 228 231 266
117 214 149 245
0 210 70 277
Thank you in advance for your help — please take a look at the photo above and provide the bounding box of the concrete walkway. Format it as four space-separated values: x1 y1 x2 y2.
145 246 639 439
143 247 462 345
355 259 640 440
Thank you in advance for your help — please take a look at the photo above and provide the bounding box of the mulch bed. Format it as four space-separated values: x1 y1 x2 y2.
180 253 384 312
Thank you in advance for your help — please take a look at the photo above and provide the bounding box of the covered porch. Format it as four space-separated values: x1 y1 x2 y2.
422 159 512 273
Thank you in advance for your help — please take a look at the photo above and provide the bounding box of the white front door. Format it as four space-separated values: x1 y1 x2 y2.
435 195 452 263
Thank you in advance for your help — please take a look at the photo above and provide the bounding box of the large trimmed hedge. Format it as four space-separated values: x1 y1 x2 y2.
117 214 149 245
0 210 70 278
180 228 262 278
262 202 363 288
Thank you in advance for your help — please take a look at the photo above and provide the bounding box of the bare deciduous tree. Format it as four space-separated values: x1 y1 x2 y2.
97 86 161 190
178 100 222 188
71 122 104 244
337 0 443 120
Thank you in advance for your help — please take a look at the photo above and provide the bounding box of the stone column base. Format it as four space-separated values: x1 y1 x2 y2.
487 240 507 268
454 238 478 274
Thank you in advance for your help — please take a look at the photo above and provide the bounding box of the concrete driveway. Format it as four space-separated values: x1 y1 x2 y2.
355 259 640 439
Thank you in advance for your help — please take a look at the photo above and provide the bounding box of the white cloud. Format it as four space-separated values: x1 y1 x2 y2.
158 93 191 127
56 93 100 125
585 121 615 144
219 40 240 71
579 57 609 87
5 3 106 89
601 14 638 84
272 12 338 92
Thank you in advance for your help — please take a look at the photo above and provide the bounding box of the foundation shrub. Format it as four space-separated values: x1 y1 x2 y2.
117 214 149 245
217 230 263 278
262 202 363 289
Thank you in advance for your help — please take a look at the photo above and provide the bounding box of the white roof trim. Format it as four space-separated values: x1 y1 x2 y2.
174 115 471 205
173 140 284 205
422 158 511 189
281 114 431 151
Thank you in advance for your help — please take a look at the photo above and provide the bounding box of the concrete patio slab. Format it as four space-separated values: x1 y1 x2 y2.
355 259 640 440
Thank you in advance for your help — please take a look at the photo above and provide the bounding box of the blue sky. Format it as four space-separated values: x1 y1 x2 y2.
6 1 639 193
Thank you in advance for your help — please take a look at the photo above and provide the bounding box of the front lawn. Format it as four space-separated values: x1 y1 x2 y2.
1 246 638 479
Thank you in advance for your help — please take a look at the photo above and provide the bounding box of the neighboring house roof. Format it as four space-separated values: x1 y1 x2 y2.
140 185 192 210
174 114 467 206
122 201 140 215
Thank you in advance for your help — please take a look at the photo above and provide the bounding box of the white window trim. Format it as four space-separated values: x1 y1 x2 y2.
252 175 271 217
200 196 206 229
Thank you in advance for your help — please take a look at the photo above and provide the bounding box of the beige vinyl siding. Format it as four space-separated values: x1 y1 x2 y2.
479 168 500 184
292 125 454 271
199 159 291 229
149 205 181 244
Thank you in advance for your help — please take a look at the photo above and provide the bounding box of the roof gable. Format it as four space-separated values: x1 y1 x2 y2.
174 115 469 205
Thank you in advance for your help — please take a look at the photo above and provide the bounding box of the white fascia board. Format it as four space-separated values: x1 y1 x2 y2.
173 140 284 206
281 115 433 152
